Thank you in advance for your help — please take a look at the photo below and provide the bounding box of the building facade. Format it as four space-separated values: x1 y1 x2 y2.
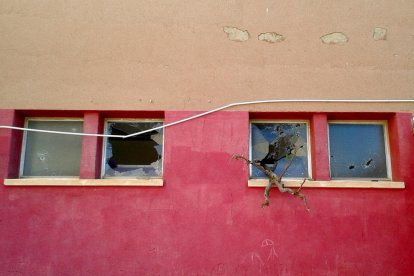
1 1 413 275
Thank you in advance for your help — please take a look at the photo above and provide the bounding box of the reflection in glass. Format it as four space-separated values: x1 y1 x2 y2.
22 120 83 177
329 123 388 179
251 122 309 178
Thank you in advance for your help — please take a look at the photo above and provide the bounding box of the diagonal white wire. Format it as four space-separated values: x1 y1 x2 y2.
0 99 413 138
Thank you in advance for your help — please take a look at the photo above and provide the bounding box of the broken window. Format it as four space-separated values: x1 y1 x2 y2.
250 122 310 178
328 123 389 179
21 119 83 177
103 120 163 178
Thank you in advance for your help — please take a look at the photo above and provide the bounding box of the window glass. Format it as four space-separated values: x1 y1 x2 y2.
21 120 83 177
250 122 309 178
103 121 163 178
329 123 388 179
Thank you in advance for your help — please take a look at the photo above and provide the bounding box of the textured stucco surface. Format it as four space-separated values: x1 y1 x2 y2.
223 26 250 42
258 32 285 43
0 1 413 112
1 111 414 275
373 27 387 40
320 32 349 44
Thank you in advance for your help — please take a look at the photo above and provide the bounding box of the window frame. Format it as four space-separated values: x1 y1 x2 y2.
2 110 405 188
327 120 392 180
101 118 165 179
249 120 312 180
19 117 84 178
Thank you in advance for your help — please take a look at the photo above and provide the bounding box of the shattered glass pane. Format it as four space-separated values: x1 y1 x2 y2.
22 120 83 177
329 123 388 179
104 121 163 178
251 122 309 178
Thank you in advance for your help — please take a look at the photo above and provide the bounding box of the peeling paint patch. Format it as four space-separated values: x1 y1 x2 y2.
373 27 387 40
320 32 348 44
258 32 285 43
223 26 249 42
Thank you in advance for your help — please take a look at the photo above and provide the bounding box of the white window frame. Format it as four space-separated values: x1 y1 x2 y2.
101 118 164 179
19 118 84 178
327 120 392 180
249 120 312 180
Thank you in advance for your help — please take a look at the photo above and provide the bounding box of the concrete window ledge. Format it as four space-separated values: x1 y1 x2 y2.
4 178 164 187
248 179 405 189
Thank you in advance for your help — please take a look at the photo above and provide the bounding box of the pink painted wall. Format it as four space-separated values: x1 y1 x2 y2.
1 111 413 275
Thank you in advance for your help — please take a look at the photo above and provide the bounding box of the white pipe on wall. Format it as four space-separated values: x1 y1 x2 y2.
0 99 413 138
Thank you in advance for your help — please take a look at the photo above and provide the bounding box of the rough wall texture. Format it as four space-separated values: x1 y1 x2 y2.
0 0 414 274
320 32 349 44
0 111 413 275
223 26 250 42
0 1 413 112
373 27 387 40
258 32 285 43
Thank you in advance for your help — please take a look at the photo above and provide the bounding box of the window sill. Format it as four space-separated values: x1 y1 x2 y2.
4 178 164 187
248 179 405 189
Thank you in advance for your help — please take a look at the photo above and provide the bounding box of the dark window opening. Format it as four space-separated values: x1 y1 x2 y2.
103 121 163 178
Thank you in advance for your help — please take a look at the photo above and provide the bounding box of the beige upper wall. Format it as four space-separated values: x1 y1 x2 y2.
0 0 413 112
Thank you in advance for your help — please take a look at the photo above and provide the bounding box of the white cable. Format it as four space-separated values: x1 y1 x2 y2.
0 99 413 138
0 126 117 137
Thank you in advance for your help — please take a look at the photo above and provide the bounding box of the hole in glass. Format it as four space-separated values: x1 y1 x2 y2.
22 120 83 177
104 121 163 177
251 122 309 178
329 123 388 179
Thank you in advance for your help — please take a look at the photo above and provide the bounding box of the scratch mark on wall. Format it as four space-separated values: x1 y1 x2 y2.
261 239 278 261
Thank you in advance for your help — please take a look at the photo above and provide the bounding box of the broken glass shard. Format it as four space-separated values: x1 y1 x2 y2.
251 122 309 178
104 121 163 178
